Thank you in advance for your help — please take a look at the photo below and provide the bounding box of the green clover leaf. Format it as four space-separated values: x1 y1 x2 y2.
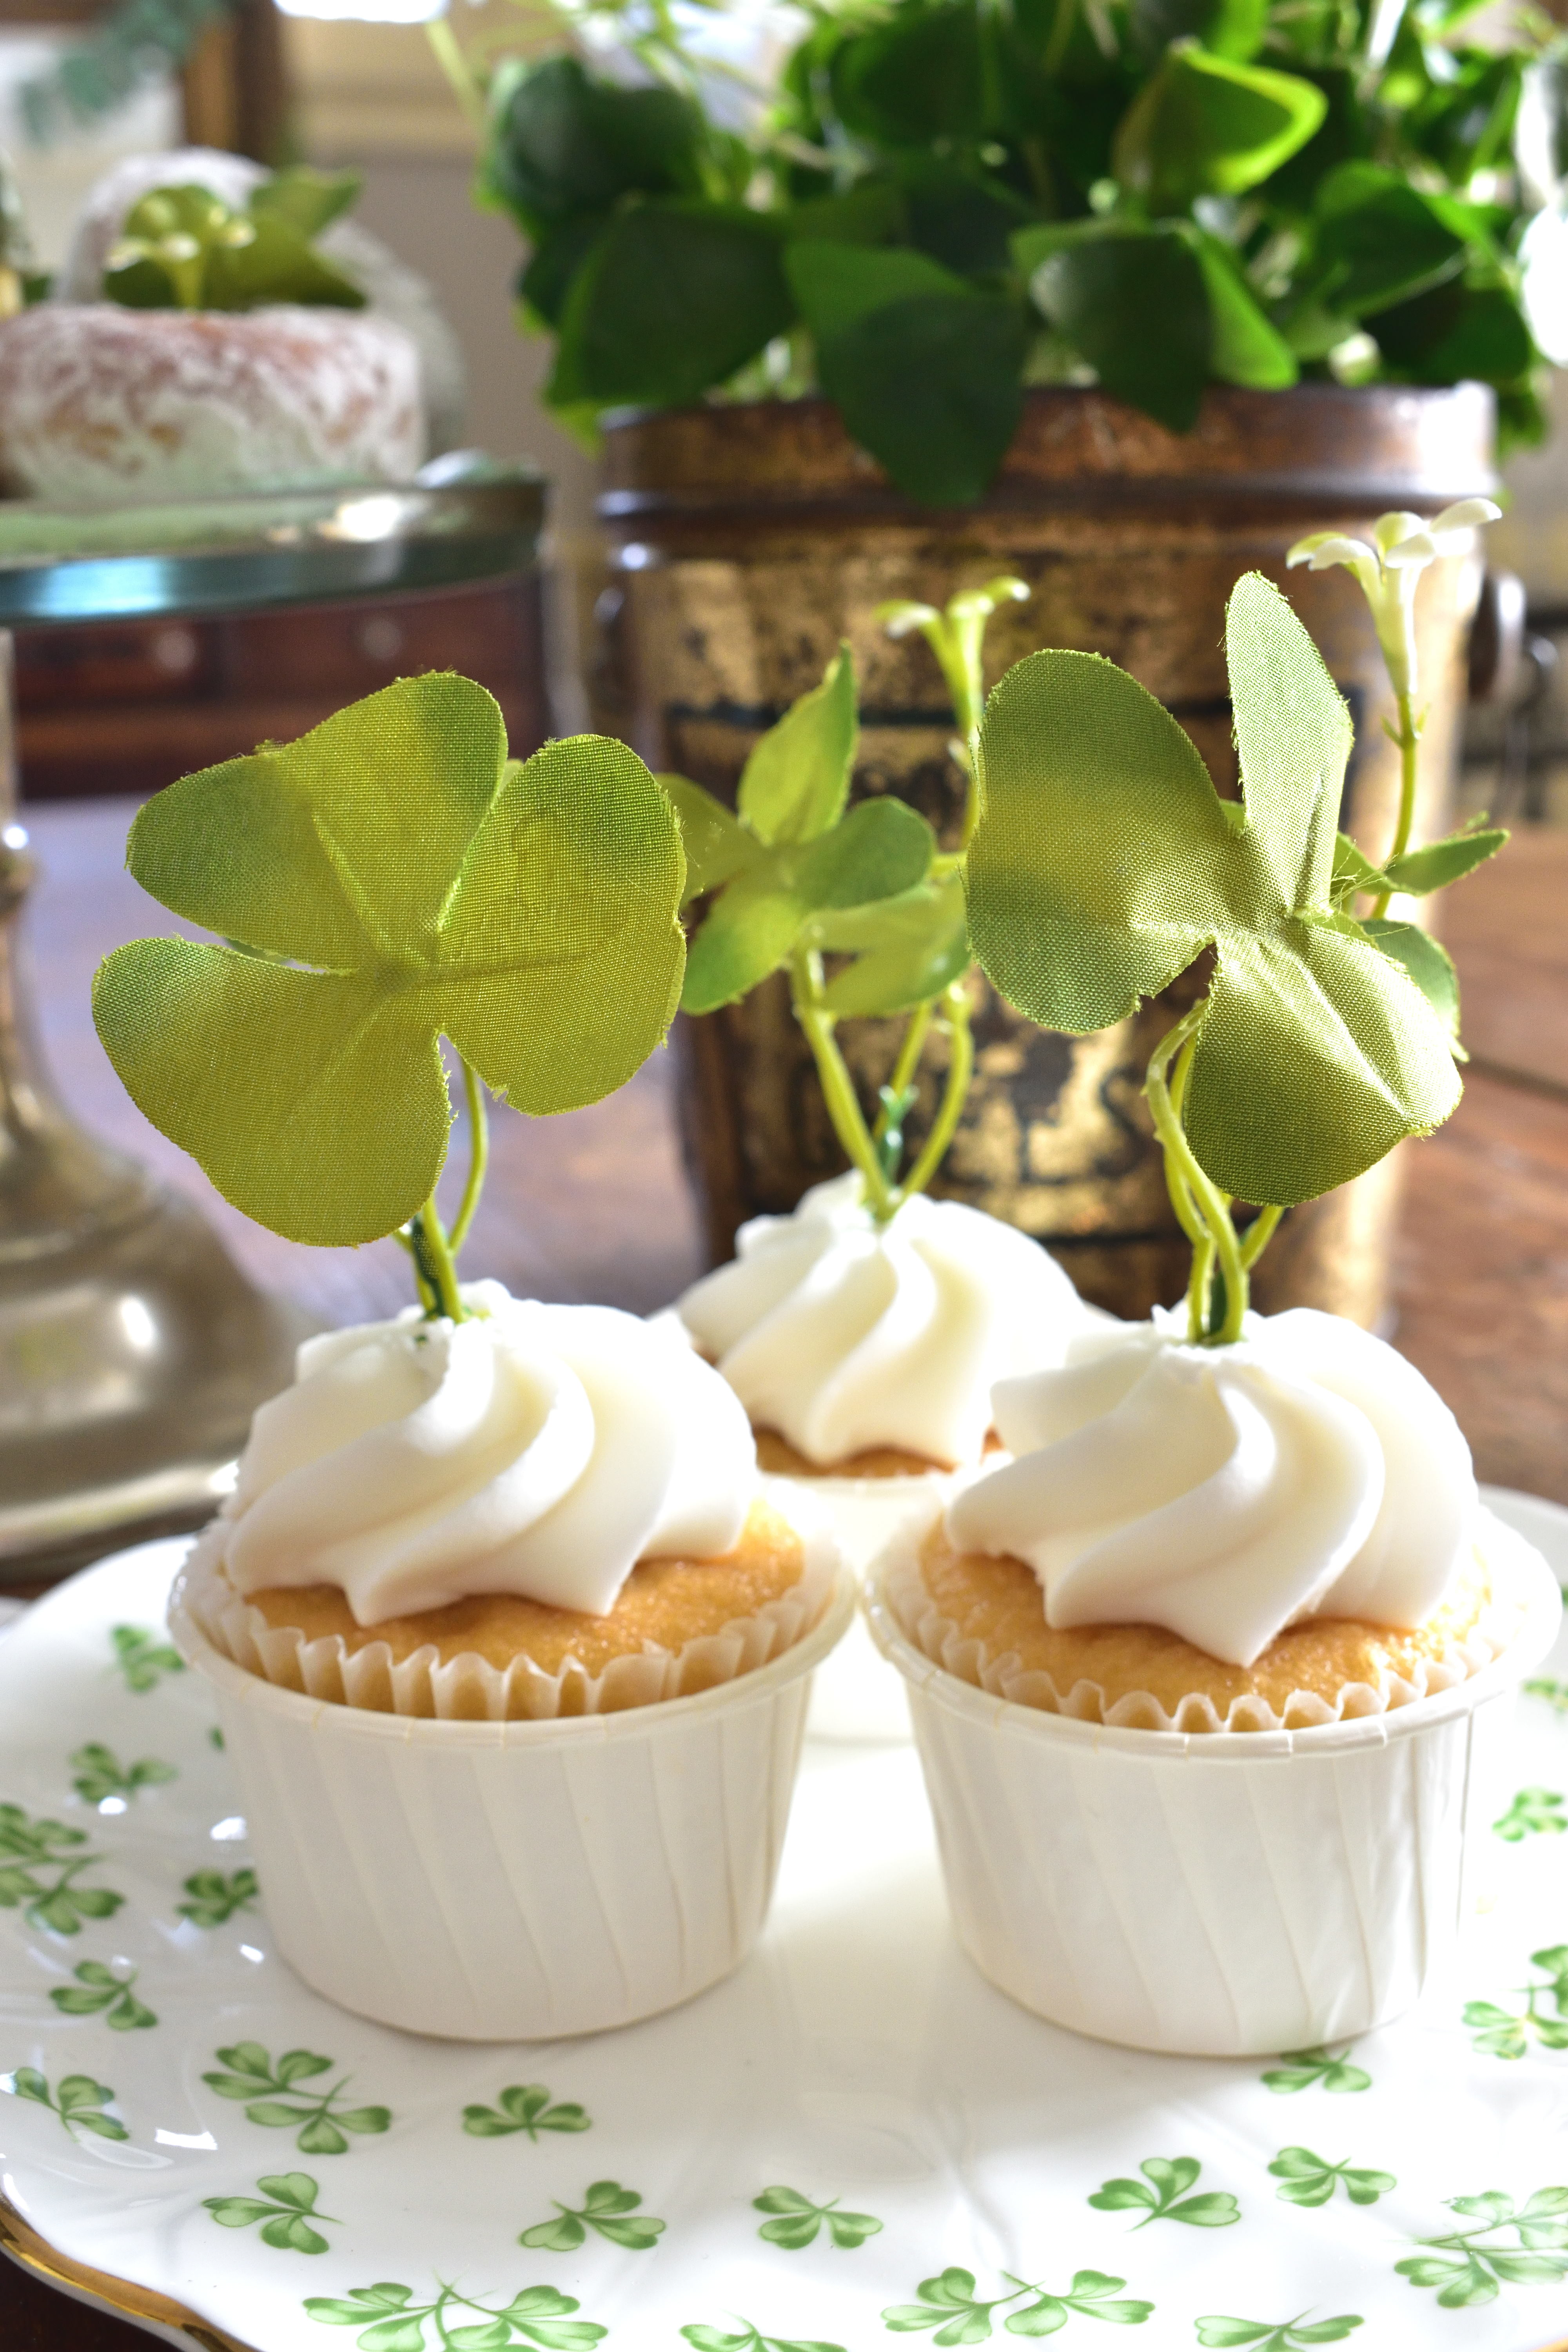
462 2083 590 2139
674 646 936 1015
50 1959 156 2030
69 1744 177 1805
753 2184 883 2249
204 2171 338 2255
93 677 685 1246
1493 1788 1566 1840
969 572 1461 1207
1089 2154 1238 2229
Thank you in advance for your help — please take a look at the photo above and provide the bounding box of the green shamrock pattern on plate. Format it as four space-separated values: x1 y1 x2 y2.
1087 2156 1238 2229
1258 2047 1370 2095
49 1958 155 2030
883 2267 1151 2340
1395 2186 1568 2305
205 2171 339 2254
463 2083 590 2140
178 1866 259 1927
1267 2149 1395 2207
1194 2321 1361 2349
1492 1787 1566 1840
69 1743 178 1806
0 1802 124 1936
517 2179 663 2250
1524 1675 1568 1714
3 2066 127 2140
1463 1944 1568 2056
681 2326 844 2352
109 1624 184 1693
203 2040 392 2154
306 2281 606 2349
754 2186 884 2249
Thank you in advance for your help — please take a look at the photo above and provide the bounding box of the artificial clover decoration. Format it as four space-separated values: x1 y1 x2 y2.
103 170 366 313
1289 500 1503 919
93 673 686 1318
967 569 1504 1344
670 582 1025 1223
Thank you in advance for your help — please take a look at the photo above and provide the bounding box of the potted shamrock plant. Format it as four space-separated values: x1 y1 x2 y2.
90 672 853 2041
439 0 1525 1322
864 567 1561 2057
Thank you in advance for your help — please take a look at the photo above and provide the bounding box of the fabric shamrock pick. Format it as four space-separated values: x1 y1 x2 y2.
93 673 685 1249
967 571 1467 1210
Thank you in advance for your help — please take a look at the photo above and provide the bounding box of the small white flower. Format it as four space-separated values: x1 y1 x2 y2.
1287 501 1501 697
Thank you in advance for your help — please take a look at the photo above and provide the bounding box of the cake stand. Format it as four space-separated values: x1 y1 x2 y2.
0 464 546 1590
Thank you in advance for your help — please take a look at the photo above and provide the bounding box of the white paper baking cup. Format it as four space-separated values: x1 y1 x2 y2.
770 1473 949 1742
169 1566 856 2041
866 1514 1562 2057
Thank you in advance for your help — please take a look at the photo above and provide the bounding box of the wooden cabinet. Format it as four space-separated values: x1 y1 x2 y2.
15 572 548 801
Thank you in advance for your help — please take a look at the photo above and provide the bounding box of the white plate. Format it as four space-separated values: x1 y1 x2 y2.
2 1488 1566 2352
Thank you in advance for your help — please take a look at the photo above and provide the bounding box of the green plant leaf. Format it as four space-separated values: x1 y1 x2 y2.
1190 230 1298 390
1382 824 1508 893
1357 918 1461 1041
739 643 858 846
1002 2303 1066 2338
1113 48 1328 209
1019 223 1210 433
94 682 684 1247
110 1625 184 1691
789 240 1026 505
1311 164 1468 317
662 776 762 904
969 572 1461 1207
1088 2178 1158 2212
550 201 791 410
104 181 365 314
178 1868 259 1927
250 167 362 240
521 2214 586 2251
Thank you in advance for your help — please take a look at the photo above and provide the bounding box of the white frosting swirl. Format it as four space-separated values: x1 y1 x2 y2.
946 1307 1476 1668
676 1172 1102 1470
214 1281 756 1625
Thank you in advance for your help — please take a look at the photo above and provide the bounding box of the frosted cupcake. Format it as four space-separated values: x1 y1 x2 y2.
93 673 851 2037
869 561 1560 2055
664 586 1107 1732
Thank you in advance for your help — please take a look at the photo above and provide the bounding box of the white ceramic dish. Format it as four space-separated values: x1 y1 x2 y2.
1 1487 1566 2352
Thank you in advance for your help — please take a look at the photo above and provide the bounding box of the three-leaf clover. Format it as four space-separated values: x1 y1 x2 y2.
670 643 938 1016
461 2083 590 2140
110 1624 184 1692
519 2180 663 2250
1260 2046 1372 2095
4 2067 128 2141
49 1959 156 2031
1088 2156 1238 2229
177 1866 259 1927
203 2042 390 2154
754 2185 884 2249
204 2171 339 2254
681 2327 845 2352
307 2282 606 2351
1267 2149 1396 2207
968 572 1466 1207
1463 1944 1568 2056
69 1743 178 1806
1493 1787 1566 1841
0 1802 124 1936
1194 2321 1362 2350
1396 2187 1568 2306
93 677 686 1245
882 2266 1152 2341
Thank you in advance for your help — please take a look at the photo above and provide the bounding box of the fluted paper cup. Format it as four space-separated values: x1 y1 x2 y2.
170 1567 855 2041
866 1523 1562 2057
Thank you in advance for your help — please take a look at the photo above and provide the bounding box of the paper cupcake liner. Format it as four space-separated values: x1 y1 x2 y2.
182 1502 837 1723
169 1559 857 2040
867 1515 1563 2055
881 1506 1531 1733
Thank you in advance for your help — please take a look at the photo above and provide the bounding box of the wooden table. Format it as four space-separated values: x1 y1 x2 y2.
6 802 1568 2348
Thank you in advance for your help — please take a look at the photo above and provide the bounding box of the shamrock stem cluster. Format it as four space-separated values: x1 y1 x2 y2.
1147 1006 1282 1346
398 1054 489 1323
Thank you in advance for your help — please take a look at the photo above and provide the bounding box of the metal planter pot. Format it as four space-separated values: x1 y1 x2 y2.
595 382 1494 1324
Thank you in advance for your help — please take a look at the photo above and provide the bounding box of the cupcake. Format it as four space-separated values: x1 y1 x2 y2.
665 588 1107 1732
0 158 430 500
91 672 851 2038
868 561 1560 2055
